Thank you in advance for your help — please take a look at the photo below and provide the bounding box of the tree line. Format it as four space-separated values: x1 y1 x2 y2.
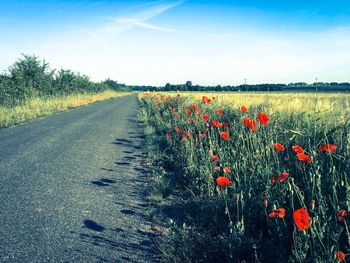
1 54 349 106
146 80 350 92
0 54 129 106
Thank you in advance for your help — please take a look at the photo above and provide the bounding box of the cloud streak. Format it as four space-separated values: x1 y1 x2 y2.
83 1 185 52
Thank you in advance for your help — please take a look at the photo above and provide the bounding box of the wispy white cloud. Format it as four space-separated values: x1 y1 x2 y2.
82 1 185 52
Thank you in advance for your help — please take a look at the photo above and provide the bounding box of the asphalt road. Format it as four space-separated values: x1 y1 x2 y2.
0 94 158 263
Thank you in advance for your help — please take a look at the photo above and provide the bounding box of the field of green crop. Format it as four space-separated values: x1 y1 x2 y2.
139 91 350 263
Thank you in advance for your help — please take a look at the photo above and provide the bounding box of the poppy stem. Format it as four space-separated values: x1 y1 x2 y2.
343 219 350 247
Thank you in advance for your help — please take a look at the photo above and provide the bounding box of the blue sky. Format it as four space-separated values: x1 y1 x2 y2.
1 0 350 85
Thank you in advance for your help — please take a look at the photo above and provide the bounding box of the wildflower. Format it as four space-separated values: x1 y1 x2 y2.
263 199 268 207
268 208 286 219
271 172 289 184
337 210 347 222
293 208 311 231
217 109 224 115
185 108 191 114
175 128 182 133
292 145 304 154
212 120 223 127
319 144 337 153
199 133 205 139
274 143 285 151
271 177 277 184
243 117 252 127
240 106 249 113
243 117 257 131
214 166 220 172
203 114 209 121
165 133 171 140
224 167 231 174
278 172 289 182
216 176 231 187
258 112 269 126
297 153 313 163
336 251 346 262
202 96 211 104
212 155 219 163
221 132 229 140
179 103 184 108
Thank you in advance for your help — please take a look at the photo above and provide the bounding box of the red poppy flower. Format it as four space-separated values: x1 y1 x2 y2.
336 251 346 262
212 120 223 127
176 128 182 133
249 119 257 131
268 208 286 219
203 114 209 121
221 132 229 140
217 109 224 115
297 153 313 163
201 96 211 104
292 145 304 154
293 208 311 231
240 106 249 113
185 108 191 114
191 103 197 109
337 210 347 222
224 167 231 174
243 117 257 131
212 155 219 163
216 176 231 187
258 112 269 126
243 117 252 127
165 133 171 140
274 143 285 151
319 144 337 152
271 172 289 184
279 172 289 182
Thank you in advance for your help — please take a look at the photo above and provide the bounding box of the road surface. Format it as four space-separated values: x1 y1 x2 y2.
0 94 158 262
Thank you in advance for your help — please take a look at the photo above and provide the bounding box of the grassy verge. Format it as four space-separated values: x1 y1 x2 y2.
139 92 350 263
0 90 132 128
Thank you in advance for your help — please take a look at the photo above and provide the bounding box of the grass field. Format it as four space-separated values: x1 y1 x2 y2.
139 91 350 262
0 90 131 128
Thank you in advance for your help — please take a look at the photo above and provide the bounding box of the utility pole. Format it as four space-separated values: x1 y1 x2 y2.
244 78 247 91
315 77 318 93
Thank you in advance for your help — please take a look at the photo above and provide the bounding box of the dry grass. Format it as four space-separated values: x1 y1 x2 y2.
0 90 132 128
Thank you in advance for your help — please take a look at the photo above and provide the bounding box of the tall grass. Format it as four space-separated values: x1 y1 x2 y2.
0 90 131 128
140 92 350 262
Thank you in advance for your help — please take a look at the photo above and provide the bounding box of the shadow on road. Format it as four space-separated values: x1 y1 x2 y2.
76 130 158 262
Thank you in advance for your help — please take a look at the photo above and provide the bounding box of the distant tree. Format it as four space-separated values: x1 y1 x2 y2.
185 81 192 89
